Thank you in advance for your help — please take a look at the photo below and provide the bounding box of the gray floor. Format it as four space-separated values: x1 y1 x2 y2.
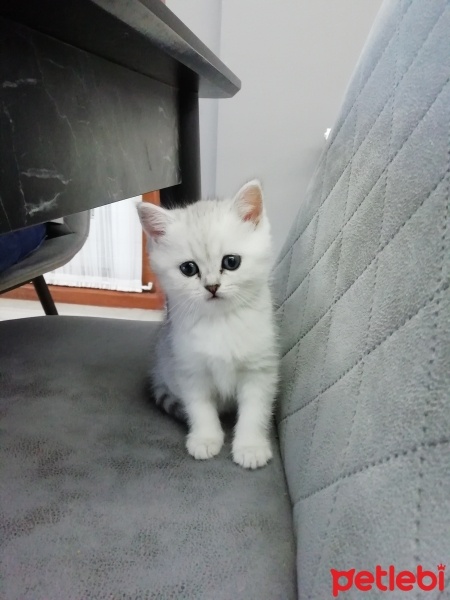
0 298 164 322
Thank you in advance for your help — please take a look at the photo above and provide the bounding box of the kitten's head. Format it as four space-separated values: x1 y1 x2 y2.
137 181 272 315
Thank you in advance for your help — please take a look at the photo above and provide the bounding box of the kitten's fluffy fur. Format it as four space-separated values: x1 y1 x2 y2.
137 181 278 469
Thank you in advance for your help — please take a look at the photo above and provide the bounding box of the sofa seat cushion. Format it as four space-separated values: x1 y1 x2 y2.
0 316 296 600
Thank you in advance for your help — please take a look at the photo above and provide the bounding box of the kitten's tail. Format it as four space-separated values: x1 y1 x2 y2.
147 378 188 424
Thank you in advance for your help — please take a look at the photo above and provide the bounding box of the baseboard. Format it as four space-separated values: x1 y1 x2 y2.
2 283 165 310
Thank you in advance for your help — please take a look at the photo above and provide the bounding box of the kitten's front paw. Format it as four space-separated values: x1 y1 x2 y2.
232 438 273 469
187 432 224 460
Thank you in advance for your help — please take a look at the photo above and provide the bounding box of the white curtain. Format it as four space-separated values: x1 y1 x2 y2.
45 196 143 293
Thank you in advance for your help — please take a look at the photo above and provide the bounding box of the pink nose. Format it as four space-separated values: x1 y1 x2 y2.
205 284 220 296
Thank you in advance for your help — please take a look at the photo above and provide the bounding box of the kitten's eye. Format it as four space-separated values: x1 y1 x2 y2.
179 261 199 277
222 255 241 271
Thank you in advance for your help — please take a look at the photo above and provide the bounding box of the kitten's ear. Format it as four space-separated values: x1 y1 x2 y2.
233 180 263 225
136 202 172 240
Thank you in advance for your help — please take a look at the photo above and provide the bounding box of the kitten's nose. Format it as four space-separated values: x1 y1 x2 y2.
205 284 220 296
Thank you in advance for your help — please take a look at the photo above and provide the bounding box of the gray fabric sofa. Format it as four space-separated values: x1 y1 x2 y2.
1 0 449 598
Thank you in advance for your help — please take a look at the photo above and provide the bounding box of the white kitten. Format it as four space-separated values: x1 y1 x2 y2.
137 181 278 469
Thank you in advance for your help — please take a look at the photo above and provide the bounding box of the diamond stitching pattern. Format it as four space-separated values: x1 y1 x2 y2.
271 2 450 597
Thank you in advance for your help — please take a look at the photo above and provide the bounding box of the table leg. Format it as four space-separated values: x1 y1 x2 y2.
160 92 201 207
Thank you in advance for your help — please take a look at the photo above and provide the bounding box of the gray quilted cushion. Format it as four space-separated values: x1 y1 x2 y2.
272 0 450 597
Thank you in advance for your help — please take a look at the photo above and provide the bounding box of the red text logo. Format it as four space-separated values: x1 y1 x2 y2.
331 564 446 597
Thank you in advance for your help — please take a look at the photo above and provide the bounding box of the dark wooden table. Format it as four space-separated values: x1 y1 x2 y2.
0 0 240 234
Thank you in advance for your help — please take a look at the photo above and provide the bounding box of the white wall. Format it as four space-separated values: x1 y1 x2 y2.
167 0 383 253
